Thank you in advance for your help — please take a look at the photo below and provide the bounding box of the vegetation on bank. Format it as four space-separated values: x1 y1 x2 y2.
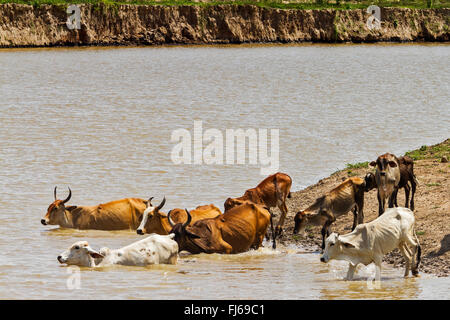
337 138 449 177
1 0 449 10
404 138 450 160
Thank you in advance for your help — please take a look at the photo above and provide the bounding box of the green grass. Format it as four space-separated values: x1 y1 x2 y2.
1 0 449 10
404 138 450 161
346 161 369 170
425 182 441 187
416 230 426 236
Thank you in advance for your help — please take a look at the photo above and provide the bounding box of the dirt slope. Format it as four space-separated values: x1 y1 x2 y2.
277 138 450 277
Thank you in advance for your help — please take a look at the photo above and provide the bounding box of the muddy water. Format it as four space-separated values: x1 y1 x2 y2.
0 44 449 299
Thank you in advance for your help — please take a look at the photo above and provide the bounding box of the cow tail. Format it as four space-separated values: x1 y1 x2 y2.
413 227 422 272
412 173 419 186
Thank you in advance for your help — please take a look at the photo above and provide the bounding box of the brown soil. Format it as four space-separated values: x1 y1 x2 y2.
275 139 450 277
0 4 449 47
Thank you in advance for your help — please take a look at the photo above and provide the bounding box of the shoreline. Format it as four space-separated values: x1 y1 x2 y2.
0 4 449 48
277 138 450 277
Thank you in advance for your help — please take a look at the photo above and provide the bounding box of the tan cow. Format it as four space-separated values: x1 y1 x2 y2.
136 197 222 235
41 187 147 230
168 202 271 254
224 172 292 248
293 177 367 251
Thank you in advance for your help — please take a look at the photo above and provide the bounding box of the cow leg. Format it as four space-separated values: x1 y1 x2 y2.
269 211 276 250
351 207 358 231
399 243 412 277
345 263 356 281
410 177 417 211
377 192 384 216
275 202 288 238
374 257 382 282
388 190 396 208
403 183 410 208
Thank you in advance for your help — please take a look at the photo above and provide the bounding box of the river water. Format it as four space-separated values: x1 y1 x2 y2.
0 43 449 299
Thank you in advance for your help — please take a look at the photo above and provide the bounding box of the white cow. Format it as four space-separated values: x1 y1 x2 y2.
320 207 421 281
57 234 179 267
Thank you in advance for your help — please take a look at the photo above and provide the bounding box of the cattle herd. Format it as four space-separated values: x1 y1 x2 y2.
44 152 421 281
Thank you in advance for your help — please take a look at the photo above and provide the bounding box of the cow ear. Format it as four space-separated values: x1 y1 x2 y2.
369 161 376 167
86 247 104 259
388 161 397 168
342 241 355 249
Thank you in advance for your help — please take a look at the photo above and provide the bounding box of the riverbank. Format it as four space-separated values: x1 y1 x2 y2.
0 3 449 47
278 138 450 277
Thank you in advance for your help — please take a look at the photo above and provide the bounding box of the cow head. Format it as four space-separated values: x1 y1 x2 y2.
42 187 72 226
168 209 201 251
57 241 104 267
293 211 308 236
136 197 166 235
364 172 377 192
370 153 400 192
320 232 356 263
224 197 245 212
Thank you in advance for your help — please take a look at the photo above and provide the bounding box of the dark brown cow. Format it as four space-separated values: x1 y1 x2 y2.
136 197 222 235
168 202 271 254
224 172 292 247
41 187 147 230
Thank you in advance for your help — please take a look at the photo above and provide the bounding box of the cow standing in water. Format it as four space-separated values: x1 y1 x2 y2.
320 207 421 281
224 172 292 249
41 187 147 230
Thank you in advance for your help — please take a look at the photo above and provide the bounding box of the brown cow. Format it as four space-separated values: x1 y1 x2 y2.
392 156 418 211
293 177 367 251
365 156 418 211
41 187 147 230
224 172 292 246
136 197 222 235
168 202 271 254
369 153 401 216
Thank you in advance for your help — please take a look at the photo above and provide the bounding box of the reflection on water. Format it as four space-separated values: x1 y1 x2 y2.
0 43 449 299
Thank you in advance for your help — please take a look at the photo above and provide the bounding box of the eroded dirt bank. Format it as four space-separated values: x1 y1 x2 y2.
0 4 449 47
277 139 450 277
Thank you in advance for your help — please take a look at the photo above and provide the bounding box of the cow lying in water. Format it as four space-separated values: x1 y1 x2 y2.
320 207 421 281
168 202 271 254
293 177 367 250
136 197 221 235
57 234 178 267
42 187 148 230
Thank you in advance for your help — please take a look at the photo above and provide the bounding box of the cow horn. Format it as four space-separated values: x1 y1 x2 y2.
147 197 154 208
183 209 192 228
62 187 72 204
156 197 166 211
54 186 57 200
167 210 176 227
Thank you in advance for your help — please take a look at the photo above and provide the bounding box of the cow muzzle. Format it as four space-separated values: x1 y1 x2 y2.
41 219 48 225
136 229 144 235
320 256 328 263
